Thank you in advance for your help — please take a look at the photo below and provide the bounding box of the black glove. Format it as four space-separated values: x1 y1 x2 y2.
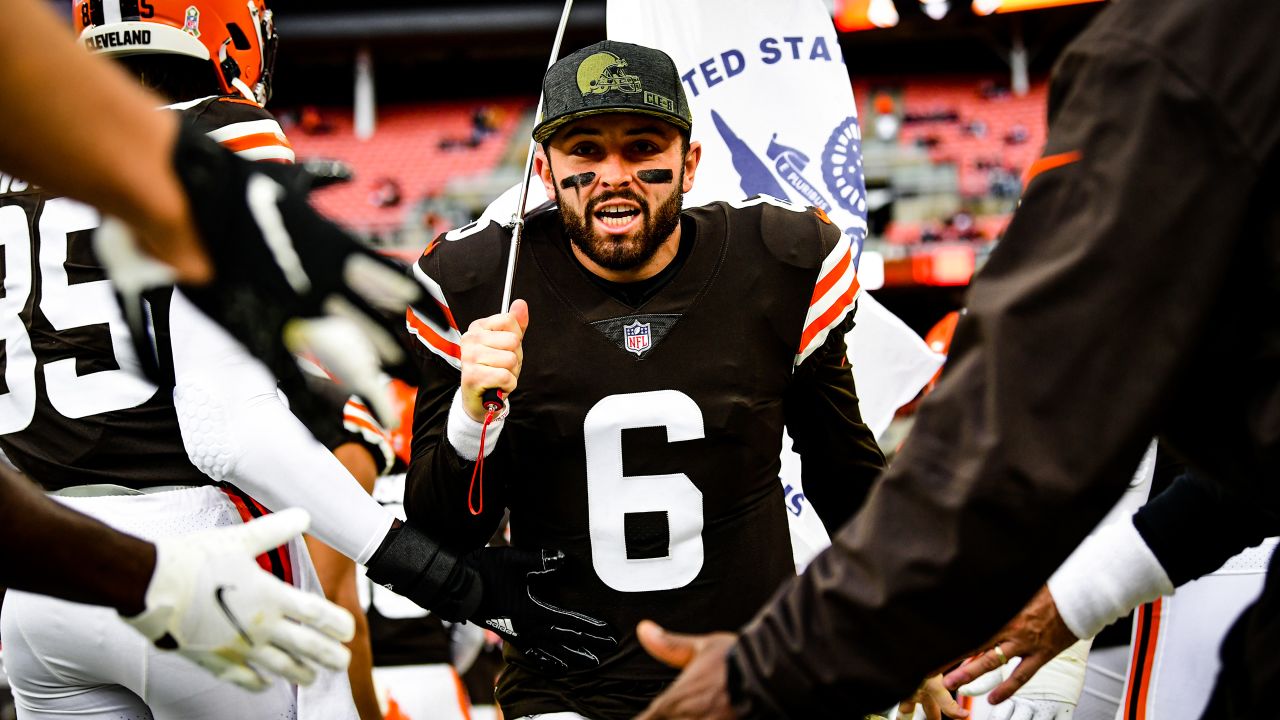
464 546 619 674
95 122 420 428
364 523 618 674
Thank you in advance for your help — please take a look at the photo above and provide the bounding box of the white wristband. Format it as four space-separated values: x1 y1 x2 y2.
446 388 507 460
1048 519 1173 639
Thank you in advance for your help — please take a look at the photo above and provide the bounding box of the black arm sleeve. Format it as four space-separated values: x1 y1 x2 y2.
784 311 886 534
402 350 509 552
1135 468 1280 586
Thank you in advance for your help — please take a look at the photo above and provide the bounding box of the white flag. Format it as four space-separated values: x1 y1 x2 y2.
606 0 942 438
608 0 944 567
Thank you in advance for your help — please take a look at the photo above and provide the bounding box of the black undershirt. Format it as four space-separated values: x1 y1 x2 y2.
572 215 697 308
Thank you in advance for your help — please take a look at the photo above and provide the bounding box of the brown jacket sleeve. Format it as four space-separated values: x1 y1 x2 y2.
728 0 1280 714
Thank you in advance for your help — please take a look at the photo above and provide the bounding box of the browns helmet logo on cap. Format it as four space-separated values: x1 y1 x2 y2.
576 51 643 96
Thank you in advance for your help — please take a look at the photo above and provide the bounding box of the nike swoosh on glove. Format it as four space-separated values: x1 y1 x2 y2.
122 508 355 690
94 121 420 428
464 547 619 674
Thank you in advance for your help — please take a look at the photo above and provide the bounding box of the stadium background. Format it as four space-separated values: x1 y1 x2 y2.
255 0 1104 337
42 0 1108 336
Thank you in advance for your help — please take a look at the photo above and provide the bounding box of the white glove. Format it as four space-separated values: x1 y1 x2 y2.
122 508 355 690
988 696 1074 720
959 639 1091 720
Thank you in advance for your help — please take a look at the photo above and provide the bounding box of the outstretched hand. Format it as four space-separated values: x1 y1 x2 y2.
956 638 1091 720
96 124 424 430
634 621 738 720
123 508 354 690
943 586 1079 704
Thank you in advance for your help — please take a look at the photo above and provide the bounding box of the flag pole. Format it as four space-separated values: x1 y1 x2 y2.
497 0 575 314
483 0 574 412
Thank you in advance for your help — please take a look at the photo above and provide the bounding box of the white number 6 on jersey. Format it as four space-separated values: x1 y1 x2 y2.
584 390 704 592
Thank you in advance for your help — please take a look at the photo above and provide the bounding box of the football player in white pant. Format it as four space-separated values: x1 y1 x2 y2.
0 2 361 716
0 2 615 718
0 464 353 692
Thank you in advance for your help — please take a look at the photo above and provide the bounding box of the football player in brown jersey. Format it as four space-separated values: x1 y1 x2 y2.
0 3 615 717
0 2 374 716
0 0 415 408
404 40 885 720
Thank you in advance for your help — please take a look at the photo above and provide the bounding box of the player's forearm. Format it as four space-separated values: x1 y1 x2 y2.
216 387 394 562
0 465 151 614
1 0 207 282
1046 519 1171 639
403 373 508 549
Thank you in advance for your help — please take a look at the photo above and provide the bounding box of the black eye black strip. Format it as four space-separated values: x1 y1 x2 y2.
637 169 674 184
560 172 596 189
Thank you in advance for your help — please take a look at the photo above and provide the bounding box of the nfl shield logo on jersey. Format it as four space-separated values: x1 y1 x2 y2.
624 320 652 356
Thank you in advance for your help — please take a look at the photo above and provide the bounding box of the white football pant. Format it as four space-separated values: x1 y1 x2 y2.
0 486 356 720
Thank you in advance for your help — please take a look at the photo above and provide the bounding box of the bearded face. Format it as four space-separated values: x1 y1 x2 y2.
554 178 684 272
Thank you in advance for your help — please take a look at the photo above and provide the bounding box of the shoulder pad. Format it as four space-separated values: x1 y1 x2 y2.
425 217 513 295
699 196 842 270
525 200 560 223
180 97 292 163
180 95 273 127
521 201 562 238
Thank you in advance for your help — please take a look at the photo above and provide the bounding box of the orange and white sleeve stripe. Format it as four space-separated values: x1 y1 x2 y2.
206 118 295 164
795 233 860 367
342 395 396 472
406 261 462 370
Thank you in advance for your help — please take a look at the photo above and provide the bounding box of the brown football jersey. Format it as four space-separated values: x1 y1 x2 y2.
405 196 883 719
0 96 294 491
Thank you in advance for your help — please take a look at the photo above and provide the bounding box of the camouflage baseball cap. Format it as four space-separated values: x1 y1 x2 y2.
533 40 693 143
